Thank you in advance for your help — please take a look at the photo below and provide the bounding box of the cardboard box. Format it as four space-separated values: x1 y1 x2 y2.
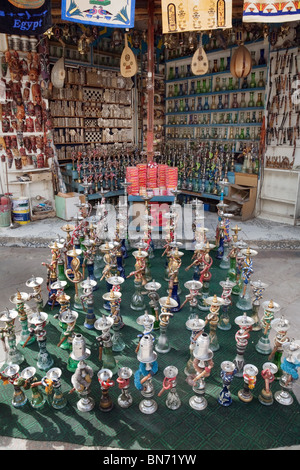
55 192 85 221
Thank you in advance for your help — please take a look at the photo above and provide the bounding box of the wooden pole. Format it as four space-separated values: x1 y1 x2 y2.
146 0 155 162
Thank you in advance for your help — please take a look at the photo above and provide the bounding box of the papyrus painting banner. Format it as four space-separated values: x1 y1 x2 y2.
61 0 136 29
161 0 232 34
0 0 52 35
243 1 300 23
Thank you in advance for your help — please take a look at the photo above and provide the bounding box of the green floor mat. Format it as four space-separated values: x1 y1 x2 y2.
0 248 299 450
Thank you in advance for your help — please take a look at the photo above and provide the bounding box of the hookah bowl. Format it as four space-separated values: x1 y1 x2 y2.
274 339 300 406
20 366 46 409
135 334 158 415
269 316 290 380
155 296 177 354
185 316 205 376
233 313 255 377
218 361 237 406
94 315 117 374
250 280 268 331
218 278 236 331
255 300 280 355
183 280 203 324
0 308 25 366
158 365 181 410
236 247 258 311
44 367 67 410
71 359 95 413
68 333 91 372
204 295 225 352
258 362 278 406
238 364 259 403
97 368 115 412
10 291 34 346
27 310 54 371
58 308 78 351
117 367 133 409
2 364 27 408
189 332 214 411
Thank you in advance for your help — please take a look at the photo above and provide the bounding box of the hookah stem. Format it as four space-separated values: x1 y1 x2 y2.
140 373 152 385
57 334 68 347
22 332 34 348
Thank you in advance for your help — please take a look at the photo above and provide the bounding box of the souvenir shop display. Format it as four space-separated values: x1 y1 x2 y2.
1 18 300 451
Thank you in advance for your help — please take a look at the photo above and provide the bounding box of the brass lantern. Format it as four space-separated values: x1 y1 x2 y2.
230 28 252 78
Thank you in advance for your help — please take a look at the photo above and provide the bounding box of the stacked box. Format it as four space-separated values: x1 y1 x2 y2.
166 167 178 189
126 167 139 195
138 164 147 192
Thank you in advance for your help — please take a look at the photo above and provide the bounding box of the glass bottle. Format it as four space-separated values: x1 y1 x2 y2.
240 128 245 139
258 71 265 87
240 92 246 107
226 57 230 70
197 97 203 111
174 100 179 112
240 112 245 123
180 65 185 78
204 97 210 110
196 80 202 94
202 79 207 93
229 127 234 139
168 67 174 80
251 111 257 123
251 51 256 67
168 85 174 97
242 77 248 89
228 77 233 90
245 127 250 139
234 113 238 124
250 72 256 88
232 94 239 108
256 93 263 107
211 96 217 109
246 112 251 123
185 98 190 111
259 49 266 65
213 59 218 73
258 111 263 123
174 83 179 96
175 66 179 79
179 83 184 96
217 95 223 109
191 98 195 111
215 77 221 92
221 78 227 91
219 113 224 124
168 101 173 113
179 99 184 112
186 64 191 77
223 94 229 109
219 57 225 72
190 81 195 95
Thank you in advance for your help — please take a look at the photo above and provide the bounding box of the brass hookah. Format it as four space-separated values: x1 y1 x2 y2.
65 247 83 309
204 295 225 352
155 295 177 354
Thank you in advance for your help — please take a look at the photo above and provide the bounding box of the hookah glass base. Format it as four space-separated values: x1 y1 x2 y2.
139 397 158 414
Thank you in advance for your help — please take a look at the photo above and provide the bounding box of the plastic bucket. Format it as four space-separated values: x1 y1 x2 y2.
12 197 29 211
12 209 30 224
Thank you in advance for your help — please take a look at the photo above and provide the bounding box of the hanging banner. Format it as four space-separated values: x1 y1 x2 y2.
61 0 136 29
161 0 232 34
243 1 300 23
0 0 52 36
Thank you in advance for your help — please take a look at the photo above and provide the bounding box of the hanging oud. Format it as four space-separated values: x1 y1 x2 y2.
191 33 208 76
120 32 138 78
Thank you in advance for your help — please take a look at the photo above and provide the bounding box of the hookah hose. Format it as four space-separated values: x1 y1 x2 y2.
158 376 176 397
99 378 115 391
116 377 129 389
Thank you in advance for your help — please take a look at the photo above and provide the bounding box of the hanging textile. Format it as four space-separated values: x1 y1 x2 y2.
161 0 232 34
243 1 300 23
0 0 52 35
61 0 136 29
